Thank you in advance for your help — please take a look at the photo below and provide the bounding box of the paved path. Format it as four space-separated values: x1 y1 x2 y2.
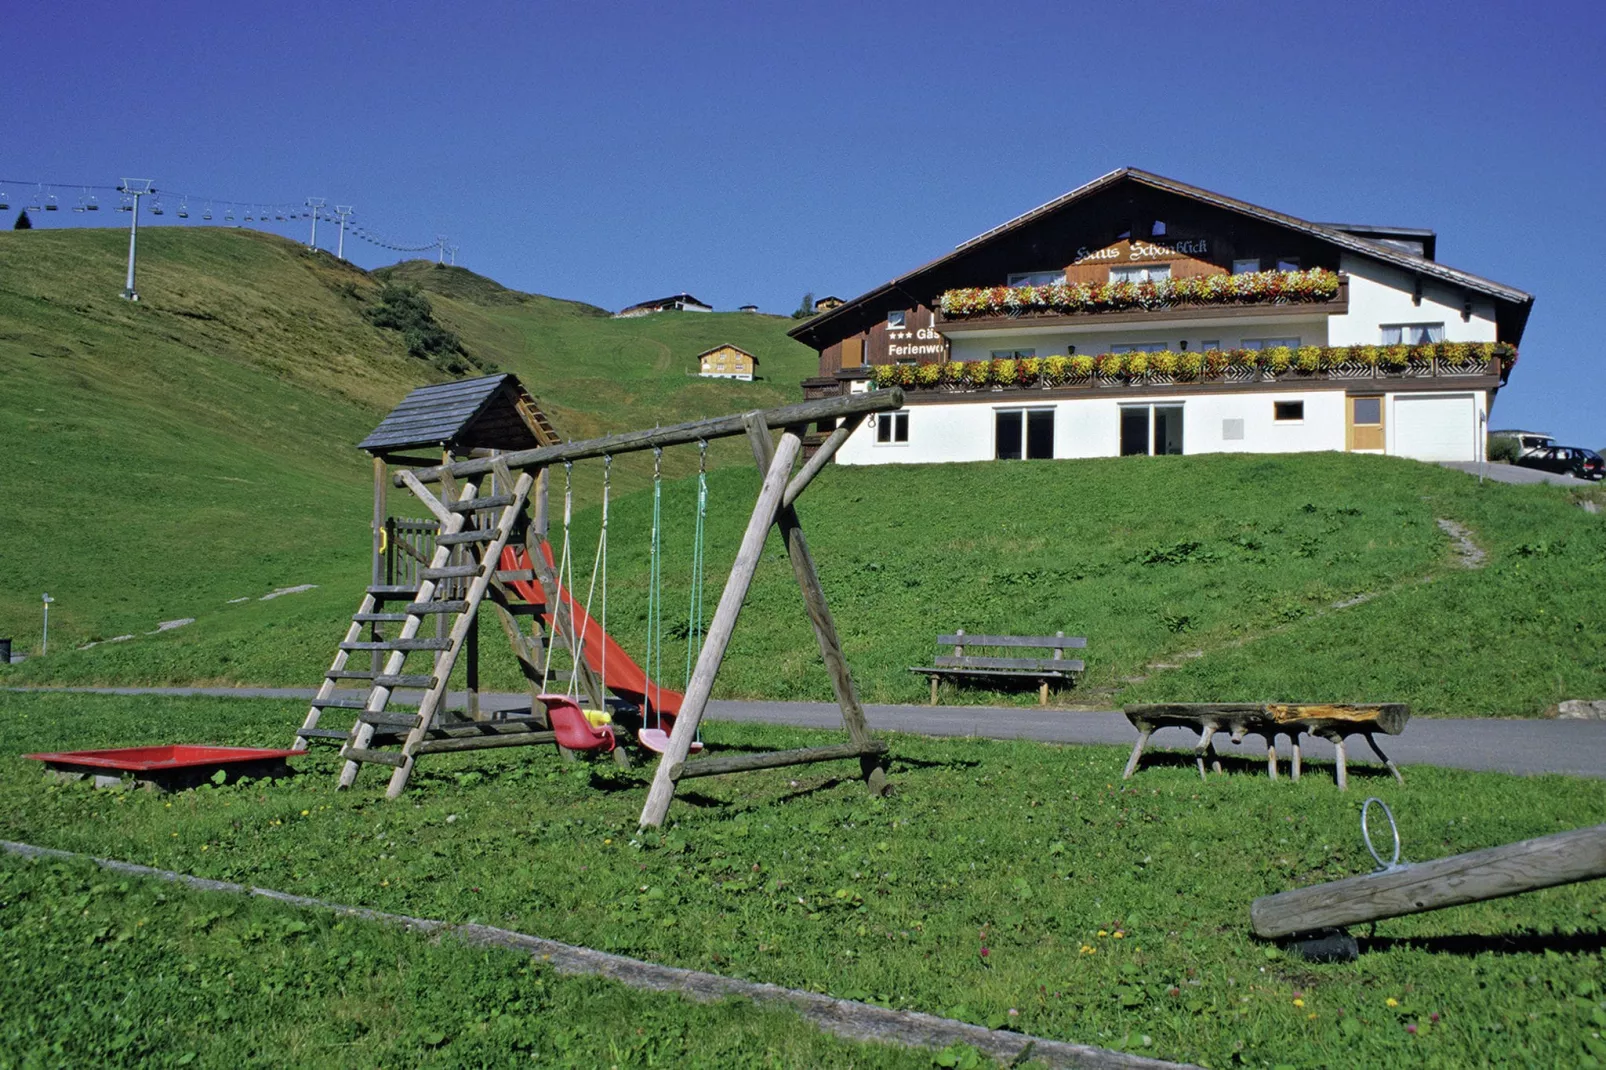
1440 461 1596 487
11 685 1606 779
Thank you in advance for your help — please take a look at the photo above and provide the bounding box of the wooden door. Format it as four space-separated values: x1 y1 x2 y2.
1348 395 1385 451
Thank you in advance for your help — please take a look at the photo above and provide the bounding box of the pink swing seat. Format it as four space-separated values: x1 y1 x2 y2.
537 694 617 754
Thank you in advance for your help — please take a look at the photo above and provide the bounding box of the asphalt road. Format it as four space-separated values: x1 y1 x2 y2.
11 686 1606 780
1440 460 1597 487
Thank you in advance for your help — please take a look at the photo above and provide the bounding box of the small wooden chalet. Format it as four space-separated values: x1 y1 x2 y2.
696 343 759 381
791 168 1534 466
813 296 845 312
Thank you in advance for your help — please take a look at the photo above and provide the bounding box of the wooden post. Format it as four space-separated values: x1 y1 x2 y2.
1122 725 1151 780
744 415 885 796
1194 720 1218 781
1250 822 1606 939
638 427 804 829
1365 733 1405 784
1267 738 1278 781
372 456 387 674
1290 733 1302 782
1327 732 1349 791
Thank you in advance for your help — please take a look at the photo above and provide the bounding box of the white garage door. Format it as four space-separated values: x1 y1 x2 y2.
1393 394 1476 461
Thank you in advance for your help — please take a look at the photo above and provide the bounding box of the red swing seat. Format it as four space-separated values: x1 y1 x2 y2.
537 694 617 753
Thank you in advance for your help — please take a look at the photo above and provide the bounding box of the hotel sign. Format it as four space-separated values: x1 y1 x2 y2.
886 310 948 359
1072 237 1211 264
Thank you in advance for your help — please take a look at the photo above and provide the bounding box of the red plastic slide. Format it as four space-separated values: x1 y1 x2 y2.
499 544 685 718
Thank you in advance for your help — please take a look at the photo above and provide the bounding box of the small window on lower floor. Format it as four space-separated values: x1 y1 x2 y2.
1274 401 1305 422
876 411 909 444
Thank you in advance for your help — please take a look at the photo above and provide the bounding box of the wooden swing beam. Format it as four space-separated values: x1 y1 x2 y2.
395 391 903 484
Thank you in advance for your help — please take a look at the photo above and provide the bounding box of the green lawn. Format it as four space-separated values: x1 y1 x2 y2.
10 450 1603 717
2 691 1604 1068
0 854 939 1068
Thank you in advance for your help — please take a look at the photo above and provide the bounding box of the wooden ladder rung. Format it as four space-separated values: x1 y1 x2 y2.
342 747 408 768
405 600 469 615
495 569 535 582
326 670 435 687
312 696 415 711
449 494 514 512
352 612 410 623
297 727 352 740
366 585 421 599
436 529 499 546
358 711 424 728
421 565 481 580
339 638 451 652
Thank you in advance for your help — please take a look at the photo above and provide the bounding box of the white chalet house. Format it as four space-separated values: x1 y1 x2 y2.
790 169 1533 466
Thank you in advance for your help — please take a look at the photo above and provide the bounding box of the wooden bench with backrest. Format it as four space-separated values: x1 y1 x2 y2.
910 629 1086 706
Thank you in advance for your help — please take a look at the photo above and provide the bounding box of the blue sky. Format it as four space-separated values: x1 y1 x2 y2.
7 0 1603 442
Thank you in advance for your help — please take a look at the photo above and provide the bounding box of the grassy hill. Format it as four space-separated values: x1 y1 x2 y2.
3 227 1603 716
0 228 816 656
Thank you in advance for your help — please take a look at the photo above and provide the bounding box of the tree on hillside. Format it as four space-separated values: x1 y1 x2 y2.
366 282 492 376
13 210 32 230
791 291 815 319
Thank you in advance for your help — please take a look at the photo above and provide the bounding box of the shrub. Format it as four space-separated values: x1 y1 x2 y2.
1487 435 1521 463
915 362 942 387
1068 354 1096 378
1380 345 1411 369
1175 350 1203 380
1353 345 1381 367
1149 350 1178 376
1041 354 1071 385
873 364 899 387
1294 345 1323 373
1095 352 1124 378
1227 348 1257 368
992 359 1018 385
1124 351 1150 377
1203 348 1231 374
942 360 967 384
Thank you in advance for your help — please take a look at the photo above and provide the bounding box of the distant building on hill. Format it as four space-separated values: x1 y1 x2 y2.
739 304 759 313
615 293 713 317
813 296 845 312
696 343 759 381
791 167 1532 466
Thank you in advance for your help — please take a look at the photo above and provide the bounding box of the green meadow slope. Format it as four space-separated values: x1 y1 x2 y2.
0 228 815 657
2 228 1603 715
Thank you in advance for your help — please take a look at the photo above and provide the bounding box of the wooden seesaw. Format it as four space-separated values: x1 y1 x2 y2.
1251 798 1606 960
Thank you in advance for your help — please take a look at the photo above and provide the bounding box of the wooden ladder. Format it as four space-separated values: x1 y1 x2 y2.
293 463 535 798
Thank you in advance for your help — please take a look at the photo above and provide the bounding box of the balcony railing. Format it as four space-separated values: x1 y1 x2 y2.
871 342 1515 395
934 269 1347 330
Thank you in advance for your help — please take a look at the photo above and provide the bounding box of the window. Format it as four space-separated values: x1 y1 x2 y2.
1276 257 1300 272
1201 339 1221 350
875 411 908 444
1352 397 1382 425
1121 405 1184 456
990 349 1036 360
1241 337 1301 350
1232 258 1261 275
1151 220 1167 236
1006 271 1064 287
886 310 906 329
1381 323 1445 344
1110 342 1166 354
995 409 1054 459
1274 401 1305 422
1110 264 1171 284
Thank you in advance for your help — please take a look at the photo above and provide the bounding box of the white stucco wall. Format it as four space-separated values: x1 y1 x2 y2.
841 389 1356 465
1330 255 1497 345
838 385 1483 465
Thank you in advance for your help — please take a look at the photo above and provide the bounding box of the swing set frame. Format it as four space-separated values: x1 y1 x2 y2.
396 388 906 828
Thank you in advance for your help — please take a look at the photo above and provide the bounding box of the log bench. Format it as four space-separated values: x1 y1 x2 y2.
910 630 1086 706
1121 702 1410 789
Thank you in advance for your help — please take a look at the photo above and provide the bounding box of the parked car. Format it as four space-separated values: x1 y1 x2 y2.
1514 445 1604 481
1488 429 1556 457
